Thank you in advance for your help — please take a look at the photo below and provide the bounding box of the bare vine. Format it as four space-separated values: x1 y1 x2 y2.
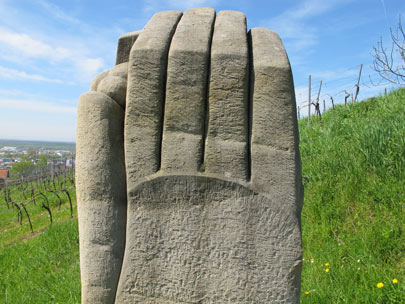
371 14 405 85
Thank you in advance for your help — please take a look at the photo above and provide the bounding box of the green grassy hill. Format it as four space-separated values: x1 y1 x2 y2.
0 89 404 303
299 88 404 303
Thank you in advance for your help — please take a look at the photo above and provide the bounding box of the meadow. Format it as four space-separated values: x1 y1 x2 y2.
299 88 404 303
0 89 404 303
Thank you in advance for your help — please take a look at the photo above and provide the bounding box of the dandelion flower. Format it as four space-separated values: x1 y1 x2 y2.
377 282 384 288
324 263 329 267
305 291 310 295
392 279 398 284
325 268 330 273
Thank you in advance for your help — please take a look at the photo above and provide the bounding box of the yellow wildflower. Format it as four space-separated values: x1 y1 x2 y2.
392 279 398 284
377 282 384 288
325 268 330 273
305 291 310 295
324 263 329 267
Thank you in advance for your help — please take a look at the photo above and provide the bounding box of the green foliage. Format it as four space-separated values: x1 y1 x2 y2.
36 155 49 173
9 155 50 179
37 155 48 167
10 160 34 178
299 88 405 303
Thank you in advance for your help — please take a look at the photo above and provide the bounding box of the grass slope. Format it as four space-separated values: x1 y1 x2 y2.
0 176 79 303
299 88 405 303
0 220 80 303
0 89 404 303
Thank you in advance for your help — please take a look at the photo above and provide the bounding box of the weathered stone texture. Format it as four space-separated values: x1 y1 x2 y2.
76 91 127 304
205 11 249 180
76 7 303 304
249 28 302 211
116 31 140 65
161 8 215 172
116 175 301 303
98 76 127 108
125 11 182 190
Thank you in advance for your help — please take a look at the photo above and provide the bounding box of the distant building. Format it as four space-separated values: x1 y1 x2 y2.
66 158 75 167
0 146 17 152
0 168 9 181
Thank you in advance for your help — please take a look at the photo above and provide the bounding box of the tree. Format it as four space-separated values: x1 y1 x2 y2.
36 155 49 170
11 160 34 178
372 15 404 85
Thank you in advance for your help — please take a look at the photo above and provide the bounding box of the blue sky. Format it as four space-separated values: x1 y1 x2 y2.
0 0 403 142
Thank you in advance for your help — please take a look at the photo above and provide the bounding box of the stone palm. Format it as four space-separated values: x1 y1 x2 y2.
76 8 303 304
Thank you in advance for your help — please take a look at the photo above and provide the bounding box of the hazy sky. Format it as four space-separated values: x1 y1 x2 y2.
0 0 403 141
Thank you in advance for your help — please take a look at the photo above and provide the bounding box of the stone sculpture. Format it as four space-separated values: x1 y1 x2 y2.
76 8 303 304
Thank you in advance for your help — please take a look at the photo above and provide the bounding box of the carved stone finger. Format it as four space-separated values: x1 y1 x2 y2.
161 8 215 173
249 28 302 213
76 91 127 304
204 10 249 180
125 11 182 190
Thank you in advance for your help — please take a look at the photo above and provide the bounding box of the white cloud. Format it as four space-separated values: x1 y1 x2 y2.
0 27 105 83
0 66 63 83
73 58 105 83
143 0 219 14
168 0 218 10
286 0 340 19
142 0 159 14
0 89 77 106
35 0 81 24
263 0 353 53
0 27 72 61
0 98 76 114
311 68 358 83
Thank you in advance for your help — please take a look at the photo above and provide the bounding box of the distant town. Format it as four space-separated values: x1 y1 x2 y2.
0 139 75 185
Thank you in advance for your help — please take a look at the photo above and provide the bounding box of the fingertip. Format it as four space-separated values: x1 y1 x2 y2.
89 70 110 91
97 76 127 108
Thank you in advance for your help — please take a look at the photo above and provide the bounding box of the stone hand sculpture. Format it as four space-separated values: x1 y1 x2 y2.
76 8 303 304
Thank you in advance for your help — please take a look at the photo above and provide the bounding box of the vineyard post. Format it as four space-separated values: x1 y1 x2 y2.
354 64 363 102
323 99 325 114
316 80 322 117
308 74 311 124
344 91 350 105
